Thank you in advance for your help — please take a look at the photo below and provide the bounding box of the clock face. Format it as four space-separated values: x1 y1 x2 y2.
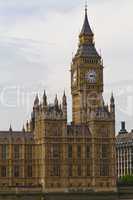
86 70 96 83
72 71 77 85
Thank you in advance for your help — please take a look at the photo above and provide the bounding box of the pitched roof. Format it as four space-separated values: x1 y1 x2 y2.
76 43 100 58
0 131 34 140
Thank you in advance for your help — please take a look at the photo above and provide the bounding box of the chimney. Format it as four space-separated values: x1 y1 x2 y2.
119 121 127 134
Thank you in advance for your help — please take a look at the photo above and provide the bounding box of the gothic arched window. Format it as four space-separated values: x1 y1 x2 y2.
77 165 82 176
1 144 8 160
100 161 109 176
27 145 32 160
86 164 90 176
51 164 60 176
101 144 108 158
86 145 90 158
68 144 72 159
14 144 20 160
51 144 60 158
14 165 20 177
77 145 81 158
1 166 7 177
27 165 32 177
68 164 72 177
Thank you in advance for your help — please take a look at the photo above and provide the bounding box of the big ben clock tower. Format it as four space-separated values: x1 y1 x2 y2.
71 6 104 124
70 7 116 193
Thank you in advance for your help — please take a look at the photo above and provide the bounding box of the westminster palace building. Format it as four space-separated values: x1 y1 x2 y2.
0 7 117 193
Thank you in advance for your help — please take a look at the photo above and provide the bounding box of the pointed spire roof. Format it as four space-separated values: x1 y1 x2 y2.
43 90 47 106
9 124 12 132
75 5 100 58
62 91 67 105
80 4 93 37
54 94 58 106
110 92 115 103
54 94 59 111
34 93 39 106
22 124 25 132
26 120 29 132
63 90 66 99
43 90 46 97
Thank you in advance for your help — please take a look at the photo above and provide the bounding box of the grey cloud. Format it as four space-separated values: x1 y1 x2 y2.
0 0 80 17
0 37 52 84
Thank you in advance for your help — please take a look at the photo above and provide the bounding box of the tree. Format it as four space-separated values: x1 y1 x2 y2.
118 175 133 186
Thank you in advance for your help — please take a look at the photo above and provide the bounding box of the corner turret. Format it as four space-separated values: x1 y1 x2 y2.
54 94 59 110
34 94 39 108
43 90 47 107
9 124 12 132
22 125 25 132
62 91 67 119
110 93 115 119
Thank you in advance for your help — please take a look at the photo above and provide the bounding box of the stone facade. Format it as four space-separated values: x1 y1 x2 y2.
116 122 133 178
0 8 117 193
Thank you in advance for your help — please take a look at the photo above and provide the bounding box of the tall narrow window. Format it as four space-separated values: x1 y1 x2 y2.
86 145 90 158
77 145 81 158
51 144 60 158
86 164 90 176
100 144 109 176
101 144 108 158
51 164 60 176
2 144 8 160
27 145 32 160
27 165 32 177
100 160 109 176
14 165 20 177
68 144 72 159
68 164 72 177
14 145 20 160
77 165 82 176
1 166 7 177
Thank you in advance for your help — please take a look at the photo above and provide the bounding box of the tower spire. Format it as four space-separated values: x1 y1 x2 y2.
85 1 88 14
80 3 93 37
85 0 88 15
110 92 115 116
62 91 67 106
43 90 47 106
34 94 39 106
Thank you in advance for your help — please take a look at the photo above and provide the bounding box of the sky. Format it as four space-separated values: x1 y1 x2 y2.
0 0 133 132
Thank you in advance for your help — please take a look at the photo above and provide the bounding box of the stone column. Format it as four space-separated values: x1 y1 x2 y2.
117 148 120 178
130 147 132 175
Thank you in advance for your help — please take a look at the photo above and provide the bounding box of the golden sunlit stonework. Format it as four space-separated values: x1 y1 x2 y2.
0 8 117 195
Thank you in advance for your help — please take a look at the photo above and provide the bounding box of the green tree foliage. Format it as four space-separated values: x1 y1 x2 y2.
119 175 133 186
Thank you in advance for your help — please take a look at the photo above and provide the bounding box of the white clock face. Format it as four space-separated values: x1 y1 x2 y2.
86 70 96 83
72 71 77 85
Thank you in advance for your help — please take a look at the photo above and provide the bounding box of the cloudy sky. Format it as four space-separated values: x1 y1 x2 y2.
0 0 132 132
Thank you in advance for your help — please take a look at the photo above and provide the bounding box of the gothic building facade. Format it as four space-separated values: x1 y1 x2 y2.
116 122 133 178
0 8 117 193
